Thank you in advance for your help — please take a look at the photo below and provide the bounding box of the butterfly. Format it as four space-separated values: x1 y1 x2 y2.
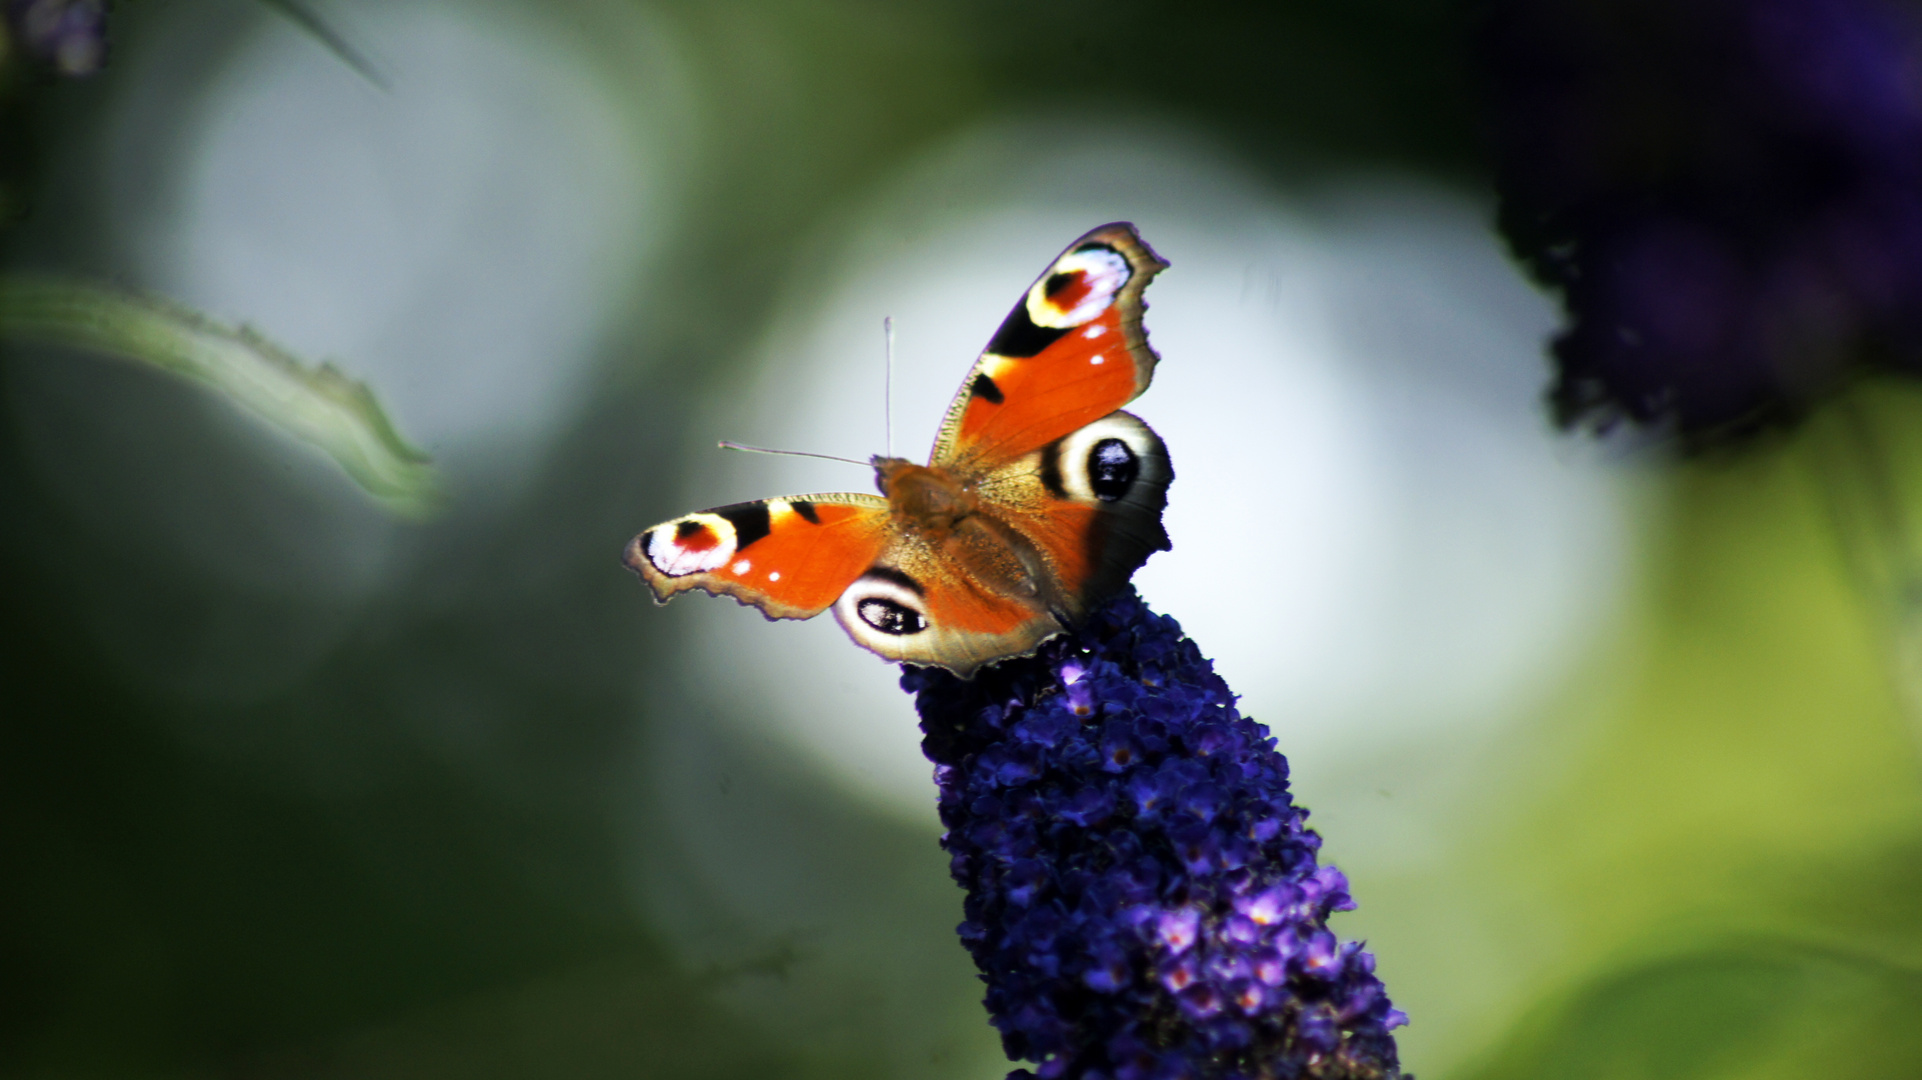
625 223 1173 677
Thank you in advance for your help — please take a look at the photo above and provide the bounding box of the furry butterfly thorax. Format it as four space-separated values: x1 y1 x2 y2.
625 223 1173 676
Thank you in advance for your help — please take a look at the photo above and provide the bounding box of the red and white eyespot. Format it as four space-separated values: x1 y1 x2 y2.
645 512 737 577
1026 244 1131 329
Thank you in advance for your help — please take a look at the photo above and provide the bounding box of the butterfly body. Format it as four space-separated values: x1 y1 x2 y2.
875 458 976 540
627 223 1173 677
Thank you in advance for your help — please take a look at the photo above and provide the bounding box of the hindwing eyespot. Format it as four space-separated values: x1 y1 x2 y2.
834 568 933 644
858 597 927 636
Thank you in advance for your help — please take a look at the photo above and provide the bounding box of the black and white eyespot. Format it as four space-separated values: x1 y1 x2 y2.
1045 412 1167 504
644 512 737 577
1087 439 1138 501
833 568 932 648
857 597 923 635
1026 244 1131 329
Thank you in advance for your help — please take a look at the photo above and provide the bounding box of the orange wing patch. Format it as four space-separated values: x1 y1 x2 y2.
931 223 1168 469
951 309 1140 456
973 410 1174 619
625 494 890 620
921 574 1050 636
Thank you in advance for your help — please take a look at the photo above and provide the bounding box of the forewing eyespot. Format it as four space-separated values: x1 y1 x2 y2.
647 513 738 576
1027 245 1130 328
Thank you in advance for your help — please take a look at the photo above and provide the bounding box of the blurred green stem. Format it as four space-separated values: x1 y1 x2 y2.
1811 391 1922 765
0 276 441 517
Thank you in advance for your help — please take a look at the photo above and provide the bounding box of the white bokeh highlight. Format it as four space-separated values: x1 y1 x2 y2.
111 0 677 488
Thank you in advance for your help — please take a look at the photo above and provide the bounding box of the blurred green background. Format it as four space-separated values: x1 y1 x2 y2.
4 1 1922 1078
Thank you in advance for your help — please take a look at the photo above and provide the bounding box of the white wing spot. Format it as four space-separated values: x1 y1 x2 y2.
1083 324 1107 339
768 570 782 581
646 514 737 577
1028 247 1130 328
1091 354 1106 365
732 560 751 574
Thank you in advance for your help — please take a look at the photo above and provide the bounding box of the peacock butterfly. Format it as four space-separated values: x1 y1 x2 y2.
624 223 1173 676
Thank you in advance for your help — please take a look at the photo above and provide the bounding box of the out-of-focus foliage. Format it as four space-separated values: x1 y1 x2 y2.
1468 940 1922 1080
0 276 441 514
1369 379 1922 1078
1485 0 1922 441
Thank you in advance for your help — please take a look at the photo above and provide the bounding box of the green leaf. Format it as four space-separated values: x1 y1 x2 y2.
1458 938 1922 1080
0 276 442 517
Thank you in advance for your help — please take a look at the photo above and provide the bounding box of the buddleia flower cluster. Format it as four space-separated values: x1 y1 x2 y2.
1485 0 1922 441
3 0 107 76
906 589 1406 1080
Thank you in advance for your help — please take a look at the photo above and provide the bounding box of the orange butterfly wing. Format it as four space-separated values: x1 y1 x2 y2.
829 519 1066 676
624 493 890 620
973 410 1174 619
831 414 1174 677
625 223 1175 678
930 222 1168 470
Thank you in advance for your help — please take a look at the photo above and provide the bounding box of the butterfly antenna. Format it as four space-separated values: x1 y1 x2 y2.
717 441 868 467
883 315 896 459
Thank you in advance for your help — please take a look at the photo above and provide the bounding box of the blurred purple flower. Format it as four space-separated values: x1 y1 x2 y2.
1485 0 1922 440
907 590 1406 1080
4 0 107 76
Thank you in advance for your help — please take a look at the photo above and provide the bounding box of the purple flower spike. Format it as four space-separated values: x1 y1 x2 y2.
907 589 1406 1080
1485 0 1922 441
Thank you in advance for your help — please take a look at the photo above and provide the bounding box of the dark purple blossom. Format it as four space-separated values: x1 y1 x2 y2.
4 0 107 76
907 589 1406 1080
1485 0 1922 440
